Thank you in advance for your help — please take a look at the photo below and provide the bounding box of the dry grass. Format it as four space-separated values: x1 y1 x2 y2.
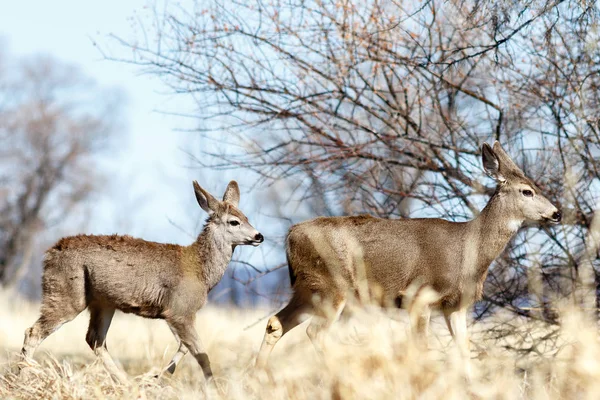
1 293 600 399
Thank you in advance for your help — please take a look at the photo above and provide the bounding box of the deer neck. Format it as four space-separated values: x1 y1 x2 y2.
468 191 522 278
193 224 234 291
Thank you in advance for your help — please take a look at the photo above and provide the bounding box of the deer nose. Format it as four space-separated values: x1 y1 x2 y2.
254 233 264 243
552 211 562 222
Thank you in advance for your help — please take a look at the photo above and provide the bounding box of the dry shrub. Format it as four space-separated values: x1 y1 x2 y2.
1 291 600 399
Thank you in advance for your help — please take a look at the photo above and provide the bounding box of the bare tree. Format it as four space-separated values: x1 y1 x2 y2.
0 54 121 288
114 0 600 323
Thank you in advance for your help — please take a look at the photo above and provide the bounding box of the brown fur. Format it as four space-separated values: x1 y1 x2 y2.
256 142 561 367
52 234 182 252
21 180 263 383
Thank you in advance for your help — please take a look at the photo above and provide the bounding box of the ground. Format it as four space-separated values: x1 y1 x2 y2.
1 292 599 399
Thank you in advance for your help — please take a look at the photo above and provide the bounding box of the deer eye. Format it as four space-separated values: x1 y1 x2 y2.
229 220 240 226
522 189 534 197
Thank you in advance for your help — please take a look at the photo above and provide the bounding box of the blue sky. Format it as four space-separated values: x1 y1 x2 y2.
1 1 285 302
0 0 210 243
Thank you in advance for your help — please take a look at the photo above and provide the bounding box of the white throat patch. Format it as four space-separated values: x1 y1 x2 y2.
507 219 523 232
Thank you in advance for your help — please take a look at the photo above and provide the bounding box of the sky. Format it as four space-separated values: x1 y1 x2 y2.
0 0 212 244
0 0 284 302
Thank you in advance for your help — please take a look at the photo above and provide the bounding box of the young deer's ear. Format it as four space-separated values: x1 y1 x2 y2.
492 140 510 158
222 180 240 207
482 143 506 183
193 181 220 215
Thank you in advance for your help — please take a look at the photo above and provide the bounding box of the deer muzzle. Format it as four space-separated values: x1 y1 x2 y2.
544 210 562 224
248 232 264 246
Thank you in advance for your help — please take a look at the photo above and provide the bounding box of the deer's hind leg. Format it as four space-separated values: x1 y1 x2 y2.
22 308 84 362
22 267 87 362
86 305 128 384
306 292 346 358
255 289 313 369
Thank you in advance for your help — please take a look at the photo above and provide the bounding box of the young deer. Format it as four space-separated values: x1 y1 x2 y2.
256 142 561 367
21 180 263 383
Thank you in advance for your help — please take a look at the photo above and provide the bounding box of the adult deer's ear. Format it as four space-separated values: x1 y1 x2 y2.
222 180 240 207
482 143 506 183
193 181 220 215
492 140 523 175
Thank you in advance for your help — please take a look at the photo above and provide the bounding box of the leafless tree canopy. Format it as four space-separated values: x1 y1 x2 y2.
117 0 600 320
0 55 120 288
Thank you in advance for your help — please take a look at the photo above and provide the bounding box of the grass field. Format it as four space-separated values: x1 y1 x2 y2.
1 292 600 399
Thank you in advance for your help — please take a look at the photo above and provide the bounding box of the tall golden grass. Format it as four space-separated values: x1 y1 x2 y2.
1 290 599 399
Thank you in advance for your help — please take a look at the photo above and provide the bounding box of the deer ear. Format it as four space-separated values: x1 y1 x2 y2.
492 140 522 173
193 181 220 215
482 143 506 183
492 141 507 156
222 180 240 207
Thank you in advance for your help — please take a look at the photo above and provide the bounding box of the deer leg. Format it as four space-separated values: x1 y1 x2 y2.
255 290 312 369
22 314 74 361
167 317 213 381
159 324 188 376
22 294 86 362
410 306 431 349
420 307 432 337
22 265 87 364
86 306 128 384
449 307 470 356
449 307 473 378
163 343 188 375
442 308 454 337
306 296 346 358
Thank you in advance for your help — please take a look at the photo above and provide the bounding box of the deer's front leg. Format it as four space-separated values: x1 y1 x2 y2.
410 306 431 350
157 324 189 376
167 317 213 380
449 306 473 378
449 308 469 353
163 343 188 375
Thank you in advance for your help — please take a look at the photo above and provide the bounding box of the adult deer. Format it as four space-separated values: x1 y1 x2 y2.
256 142 561 367
21 180 263 383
